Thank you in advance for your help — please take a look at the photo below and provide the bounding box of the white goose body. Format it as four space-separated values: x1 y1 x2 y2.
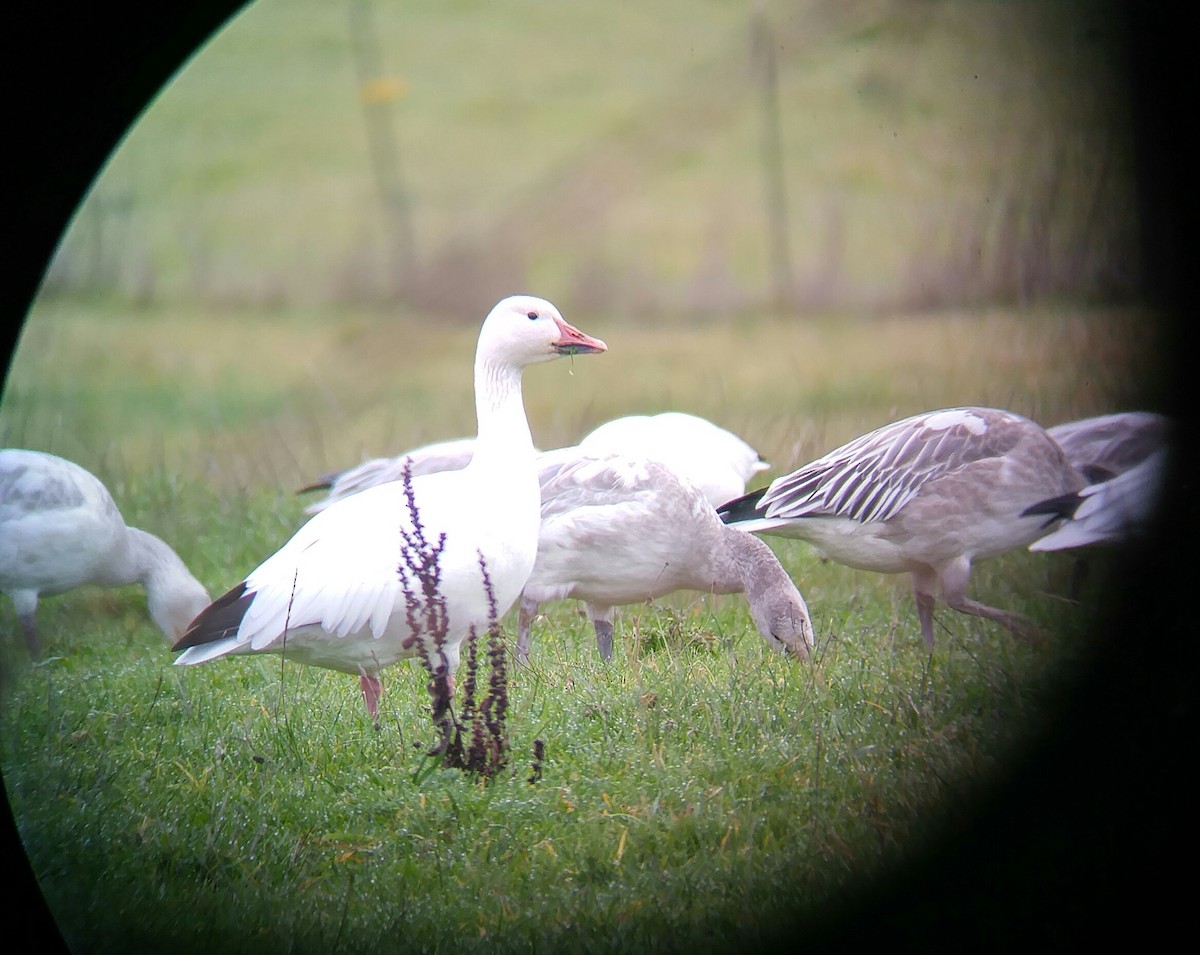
517 452 813 661
576 411 769 508
0 448 210 656
182 468 536 677
1034 410 1169 593
173 296 606 718
718 407 1087 647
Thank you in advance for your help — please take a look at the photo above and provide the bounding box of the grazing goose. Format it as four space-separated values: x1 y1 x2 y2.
515 452 813 663
0 448 211 658
1025 445 1168 552
299 437 485 515
576 411 769 508
172 296 606 720
717 407 1087 648
1046 411 1168 483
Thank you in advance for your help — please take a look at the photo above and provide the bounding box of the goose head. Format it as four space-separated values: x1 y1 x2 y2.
476 295 607 369
749 585 814 660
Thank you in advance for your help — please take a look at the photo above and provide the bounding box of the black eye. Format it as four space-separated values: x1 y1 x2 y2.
527 311 539 320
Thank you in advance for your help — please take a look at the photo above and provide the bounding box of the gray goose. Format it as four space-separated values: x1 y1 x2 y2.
718 407 1087 648
1 448 210 658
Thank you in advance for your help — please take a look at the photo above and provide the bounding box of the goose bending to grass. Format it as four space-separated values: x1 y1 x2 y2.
576 411 769 508
299 437 485 515
1046 411 1168 484
717 407 1087 649
1025 445 1168 552
172 296 606 721
515 452 813 663
0 449 210 658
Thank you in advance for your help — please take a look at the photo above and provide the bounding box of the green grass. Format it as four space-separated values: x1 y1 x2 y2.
1 295 1150 953
1 521 1100 953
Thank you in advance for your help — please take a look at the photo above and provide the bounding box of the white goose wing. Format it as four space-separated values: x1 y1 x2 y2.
759 408 1023 524
536 452 665 518
1046 411 1168 482
303 437 478 514
1030 446 1167 551
238 473 464 649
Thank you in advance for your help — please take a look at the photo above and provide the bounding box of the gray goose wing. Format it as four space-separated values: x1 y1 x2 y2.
759 408 1025 525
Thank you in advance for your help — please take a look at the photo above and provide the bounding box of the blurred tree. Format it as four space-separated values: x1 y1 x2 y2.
751 3 797 312
348 0 416 302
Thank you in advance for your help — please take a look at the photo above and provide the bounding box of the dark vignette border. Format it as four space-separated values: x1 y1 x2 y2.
2 2 1192 951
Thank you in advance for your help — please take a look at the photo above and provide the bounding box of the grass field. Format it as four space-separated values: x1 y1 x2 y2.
2 298 1157 491
0 297 1161 953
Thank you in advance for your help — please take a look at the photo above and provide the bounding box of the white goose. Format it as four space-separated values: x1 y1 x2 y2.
1046 411 1168 483
172 296 606 719
1026 445 1168 552
299 437 485 515
717 407 1087 648
515 452 813 662
1 448 211 657
1037 411 1169 593
576 411 769 508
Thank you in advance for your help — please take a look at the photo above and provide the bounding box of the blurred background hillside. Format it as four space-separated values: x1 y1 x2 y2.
36 0 1140 320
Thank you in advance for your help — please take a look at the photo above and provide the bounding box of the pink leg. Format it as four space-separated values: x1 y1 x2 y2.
940 556 1037 641
20 612 43 659
12 594 42 659
359 674 383 720
591 607 615 661
515 595 537 665
910 567 939 650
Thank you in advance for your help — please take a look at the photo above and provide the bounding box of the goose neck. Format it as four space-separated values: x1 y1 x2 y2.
472 357 535 463
726 527 791 600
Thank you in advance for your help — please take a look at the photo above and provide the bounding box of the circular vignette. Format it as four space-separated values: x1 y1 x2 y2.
2 1 1193 952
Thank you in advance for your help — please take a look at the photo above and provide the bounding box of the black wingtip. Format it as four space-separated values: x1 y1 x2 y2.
716 486 768 524
172 581 255 651
295 472 336 495
1020 491 1083 529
